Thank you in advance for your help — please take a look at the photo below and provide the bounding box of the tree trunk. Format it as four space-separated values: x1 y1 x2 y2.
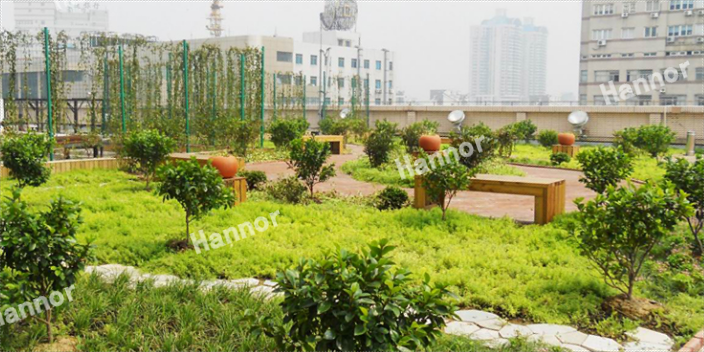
45 308 53 343
185 212 190 243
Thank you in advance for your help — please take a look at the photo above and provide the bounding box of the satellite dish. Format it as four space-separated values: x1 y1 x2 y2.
340 108 351 119
447 110 465 133
568 111 589 137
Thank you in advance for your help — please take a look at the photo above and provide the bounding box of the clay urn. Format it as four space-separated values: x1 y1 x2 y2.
210 156 239 178
419 135 442 153
558 133 576 146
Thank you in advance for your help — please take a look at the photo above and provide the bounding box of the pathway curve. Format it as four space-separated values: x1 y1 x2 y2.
246 145 596 223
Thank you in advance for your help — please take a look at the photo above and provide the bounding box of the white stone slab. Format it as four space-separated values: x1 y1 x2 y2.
527 324 577 336
558 331 589 346
626 327 673 347
455 310 499 323
475 318 507 331
622 341 671 352
445 321 480 336
470 328 501 341
498 323 534 338
582 335 621 352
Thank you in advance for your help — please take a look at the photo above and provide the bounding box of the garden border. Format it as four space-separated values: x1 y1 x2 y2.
679 330 704 352
0 158 121 178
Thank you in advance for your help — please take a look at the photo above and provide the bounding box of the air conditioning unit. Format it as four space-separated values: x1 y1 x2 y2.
667 36 677 43
685 10 694 16
621 12 629 18
698 37 704 43
651 12 660 18
597 40 607 46
659 88 667 93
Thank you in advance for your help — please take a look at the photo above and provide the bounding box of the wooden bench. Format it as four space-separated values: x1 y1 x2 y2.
302 135 344 155
414 174 566 225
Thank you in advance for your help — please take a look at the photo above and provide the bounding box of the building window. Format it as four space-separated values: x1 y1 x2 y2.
364 78 369 87
294 76 303 86
644 52 657 57
593 3 614 15
389 62 393 71
627 70 653 81
338 97 344 105
644 27 658 38
622 28 635 39
338 77 345 88
375 98 381 105
580 70 588 83
375 61 382 70
338 39 344 46
670 0 694 10
592 29 612 40
660 95 686 105
364 60 370 69
579 94 588 105
276 51 292 62
338 58 345 68
295 54 303 65
310 76 317 86
325 97 331 105
696 67 704 80
388 80 393 89
697 95 704 106
626 96 652 106
662 68 685 82
375 79 381 89
351 58 357 68
646 0 660 11
595 70 620 82
623 1 636 13
668 25 693 37
621 53 635 57
310 55 318 66
594 96 608 105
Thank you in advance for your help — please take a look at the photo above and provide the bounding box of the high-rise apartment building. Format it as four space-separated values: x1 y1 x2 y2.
579 0 704 106
469 9 548 104
13 0 109 37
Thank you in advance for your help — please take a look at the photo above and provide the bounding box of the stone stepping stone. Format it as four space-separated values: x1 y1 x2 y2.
262 280 278 287
484 338 510 348
444 321 480 336
498 323 534 338
474 318 507 331
582 335 621 352
560 344 590 352
558 331 589 346
455 310 499 323
470 328 501 341
249 285 281 300
622 341 671 352
626 327 673 347
527 323 577 336
528 334 563 347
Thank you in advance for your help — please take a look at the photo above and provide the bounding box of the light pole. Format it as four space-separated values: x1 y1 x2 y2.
319 47 331 120
382 49 390 106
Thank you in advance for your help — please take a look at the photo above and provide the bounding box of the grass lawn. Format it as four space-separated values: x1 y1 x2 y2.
2 169 702 345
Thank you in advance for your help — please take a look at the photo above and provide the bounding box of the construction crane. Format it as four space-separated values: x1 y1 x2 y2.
206 0 224 38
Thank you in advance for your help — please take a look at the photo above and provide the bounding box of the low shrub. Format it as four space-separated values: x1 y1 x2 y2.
635 125 676 158
364 120 398 168
0 133 53 188
550 152 571 166
252 240 457 351
537 130 558 148
400 120 439 154
265 176 307 204
613 127 639 156
514 119 537 143
420 151 472 220
238 170 268 191
319 117 368 139
268 117 309 149
464 122 493 139
288 138 336 197
121 129 176 189
663 156 704 255
576 147 633 194
495 124 518 158
374 186 409 210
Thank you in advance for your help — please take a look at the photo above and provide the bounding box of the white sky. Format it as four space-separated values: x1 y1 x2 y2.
0 0 583 101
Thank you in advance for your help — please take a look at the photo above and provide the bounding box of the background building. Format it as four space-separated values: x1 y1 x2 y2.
579 0 704 106
13 0 109 37
468 9 549 104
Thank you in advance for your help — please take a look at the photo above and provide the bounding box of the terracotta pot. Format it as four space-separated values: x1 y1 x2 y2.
210 156 239 178
558 133 576 146
419 135 442 152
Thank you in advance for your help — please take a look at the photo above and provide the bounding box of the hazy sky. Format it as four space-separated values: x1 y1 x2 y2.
0 1 583 101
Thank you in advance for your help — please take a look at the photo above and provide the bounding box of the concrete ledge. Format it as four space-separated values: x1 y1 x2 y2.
679 330 704 352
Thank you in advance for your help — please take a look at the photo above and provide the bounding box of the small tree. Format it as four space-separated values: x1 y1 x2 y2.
0 133 53 188
613 127 639 156
495 124 518 158
574 182 691 300
449 127 497 170
269 116 309 149
375 186 409 210
421 151 472 221
550 152 571 166
576 147 633 194
251 239 457 351
288 138 336 197
364 120 398 168
400 120 439 154
156 159 234 243
635 125 676 158
0 188 93 342
663 156 704 254
121 129 176 189
537 130 559 148
514 119 537 143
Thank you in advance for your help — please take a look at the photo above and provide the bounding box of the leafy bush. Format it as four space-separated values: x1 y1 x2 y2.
495 124 518 158
238 170 268 191
224 119 259 158
156 158 234 243
374 186 409 210
400 120 439 154
449 126 497 170
0 188 93 342
121 129 176 189
634 125 676 158
537 130 559 148
576 147 633 194
364 120 398 168
550 152 571 166
265 176 307 204
319 117 368 139
269 117 309 149
252 240 457 351
613 127 639 156
0 133 53 188
663 156 704 254
288 138 336 197
575 182 691 300
514 120 537 143
463 122 493 139
420 152 472 220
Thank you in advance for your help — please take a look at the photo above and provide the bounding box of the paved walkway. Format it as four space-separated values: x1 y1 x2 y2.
246 145 596 223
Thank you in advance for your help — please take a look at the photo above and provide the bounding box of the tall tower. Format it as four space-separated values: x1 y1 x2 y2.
206 0 224 38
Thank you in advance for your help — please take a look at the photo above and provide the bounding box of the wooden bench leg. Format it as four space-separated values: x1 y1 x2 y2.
414 176 426 209
534 194 547 225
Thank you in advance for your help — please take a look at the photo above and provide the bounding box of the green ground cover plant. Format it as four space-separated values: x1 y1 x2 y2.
2 169 701 342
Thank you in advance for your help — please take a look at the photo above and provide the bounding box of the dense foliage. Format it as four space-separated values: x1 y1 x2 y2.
121 129 176 189
576 147 633 194
364 120 398 168
574 182 691 299
288 138 336 197
400 120 439 154
663 156 704 254
0 133 53 188
156 159 234 242
514 119 537 143
449 126 497 170
420 152 472 221
537 130 559 148
374 186 409 210
265 176 307 204
614 125 676 158
238 170 268 191
0 188 93 342
269 117 309 149
319 117 368 140
253 240 456 351
550 152 571 166
495 124 518 158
